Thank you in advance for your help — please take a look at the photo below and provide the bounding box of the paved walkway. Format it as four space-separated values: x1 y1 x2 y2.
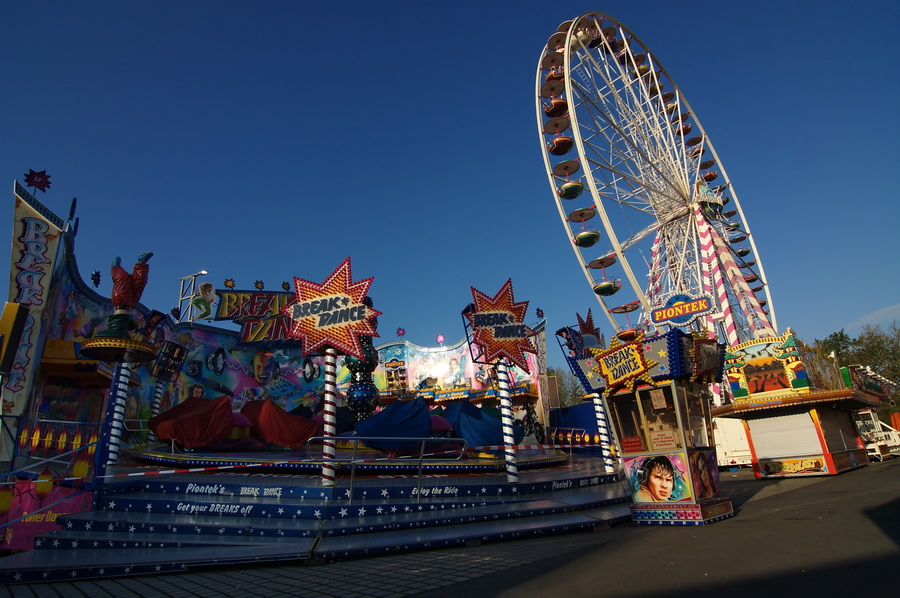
4 460 898 597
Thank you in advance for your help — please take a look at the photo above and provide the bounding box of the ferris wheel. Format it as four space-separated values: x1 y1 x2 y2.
536 12 777 347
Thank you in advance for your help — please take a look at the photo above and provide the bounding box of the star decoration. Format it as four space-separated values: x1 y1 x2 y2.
577 309 604 348
24 169 51 192
396 328 406 338
588 332 658 393
466 279 536 370
91 270 101 287
282 281 290 291
254 280 265 290
281 257 381 359
536 307 544 319
224 279 235 289
436 334 445 345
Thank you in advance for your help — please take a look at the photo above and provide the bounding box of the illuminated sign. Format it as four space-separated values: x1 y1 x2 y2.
466 279 535 371
213 291 296 344
651 295 712 326
213 259 381 355
589 333 658 392
281 258 380 359
597 343 645 387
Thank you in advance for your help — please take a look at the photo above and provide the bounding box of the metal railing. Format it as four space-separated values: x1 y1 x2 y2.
546 427 591 457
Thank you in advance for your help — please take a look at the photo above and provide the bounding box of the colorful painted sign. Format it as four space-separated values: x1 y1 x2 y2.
589 334 658 393
281 258 381 359
650 294 712 326
692 335 722 382
466 279 536 371
0 478 93 550
759 456 828 476
3 183 64 425
625 453 693 503
688 450 720 499
725 329 812 399
213 290 295 344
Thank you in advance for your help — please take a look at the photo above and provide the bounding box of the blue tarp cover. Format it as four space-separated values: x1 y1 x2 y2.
443 400 523 447
354 397 433 450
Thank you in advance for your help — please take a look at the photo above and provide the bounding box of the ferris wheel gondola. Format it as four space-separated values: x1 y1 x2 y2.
536 12 777 346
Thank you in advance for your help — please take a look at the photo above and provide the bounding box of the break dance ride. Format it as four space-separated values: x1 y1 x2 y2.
0 184 630 585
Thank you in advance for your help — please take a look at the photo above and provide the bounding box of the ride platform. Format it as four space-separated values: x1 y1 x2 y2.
119 441 572 473
0 451 631 585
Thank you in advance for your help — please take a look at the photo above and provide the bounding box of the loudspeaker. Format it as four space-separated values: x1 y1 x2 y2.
185 360 202 377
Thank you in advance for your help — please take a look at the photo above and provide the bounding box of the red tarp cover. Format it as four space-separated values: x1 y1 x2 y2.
243 399 321 449
149 396 234 448
239 399 266 437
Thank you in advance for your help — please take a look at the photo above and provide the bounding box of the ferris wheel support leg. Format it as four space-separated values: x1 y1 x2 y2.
709 228 775 337
694 207 740 346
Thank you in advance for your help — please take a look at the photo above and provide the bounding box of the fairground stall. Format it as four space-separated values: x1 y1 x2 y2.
711 330 890 478
559 318 734 525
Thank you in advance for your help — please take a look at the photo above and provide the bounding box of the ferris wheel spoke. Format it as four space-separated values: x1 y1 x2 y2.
573 120 692 216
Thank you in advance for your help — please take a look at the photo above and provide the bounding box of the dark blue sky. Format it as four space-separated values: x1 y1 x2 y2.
2 0 898 369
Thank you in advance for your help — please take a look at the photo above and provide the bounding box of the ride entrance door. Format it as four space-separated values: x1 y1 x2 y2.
605 381 734 525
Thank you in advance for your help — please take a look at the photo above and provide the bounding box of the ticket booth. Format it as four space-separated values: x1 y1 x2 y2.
577 328 734 525
606 380 733 524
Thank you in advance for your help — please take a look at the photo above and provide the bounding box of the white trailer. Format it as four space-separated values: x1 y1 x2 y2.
855 409 900 461
713 417 752 467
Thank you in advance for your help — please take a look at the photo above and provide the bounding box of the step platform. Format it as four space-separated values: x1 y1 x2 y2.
0 452 630 585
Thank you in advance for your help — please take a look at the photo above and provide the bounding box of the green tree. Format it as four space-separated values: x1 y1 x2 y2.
818 321 900 423
548 366 588 408
816 329 853 362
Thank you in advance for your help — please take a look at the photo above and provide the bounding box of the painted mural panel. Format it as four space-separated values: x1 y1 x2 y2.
625 453 693 503
3 184 64 466
173 324 328 415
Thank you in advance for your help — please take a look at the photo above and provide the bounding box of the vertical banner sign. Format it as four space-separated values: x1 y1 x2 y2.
465 279 536 483
280 258 381 487
2 183 64 461
534 325 549 429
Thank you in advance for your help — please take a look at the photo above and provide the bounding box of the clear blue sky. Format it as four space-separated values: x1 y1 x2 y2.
2 0 898 371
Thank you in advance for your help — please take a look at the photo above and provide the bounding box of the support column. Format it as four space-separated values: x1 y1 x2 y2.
496 361 518 484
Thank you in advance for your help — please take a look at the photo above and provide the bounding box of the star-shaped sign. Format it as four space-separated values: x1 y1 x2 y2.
466 279 535 370
577 309 602 342
588 332 658 393
24 169 51 192
281 257 381 359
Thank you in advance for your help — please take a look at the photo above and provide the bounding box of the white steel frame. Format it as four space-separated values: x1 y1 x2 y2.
536 12 776 345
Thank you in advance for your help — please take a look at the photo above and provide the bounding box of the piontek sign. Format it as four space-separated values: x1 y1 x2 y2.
650 295 713 326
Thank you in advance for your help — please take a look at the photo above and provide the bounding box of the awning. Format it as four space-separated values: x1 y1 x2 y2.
713 387 881 419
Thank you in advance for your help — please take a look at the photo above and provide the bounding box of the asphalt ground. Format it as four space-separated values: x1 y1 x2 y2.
3 459 898 597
